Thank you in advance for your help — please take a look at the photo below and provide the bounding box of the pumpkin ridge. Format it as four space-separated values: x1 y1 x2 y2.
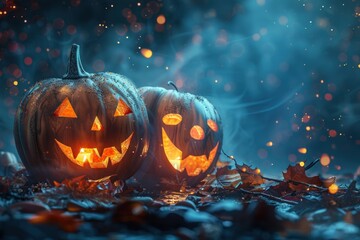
14 45 150 181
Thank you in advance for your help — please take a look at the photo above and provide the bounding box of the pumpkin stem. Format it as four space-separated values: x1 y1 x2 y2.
63 44 90 79
167 81 178 92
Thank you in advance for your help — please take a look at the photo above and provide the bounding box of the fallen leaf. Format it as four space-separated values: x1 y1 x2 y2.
29 210 81 232
281 218 312 237
216 166 242 189
236 164 265 187
283 164 335 191
112 200 148 224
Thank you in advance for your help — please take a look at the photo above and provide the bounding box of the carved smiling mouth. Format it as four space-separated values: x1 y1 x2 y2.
55 133 133 168
162 128 219 176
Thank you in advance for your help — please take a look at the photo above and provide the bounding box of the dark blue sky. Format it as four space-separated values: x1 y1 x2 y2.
1 0 360 177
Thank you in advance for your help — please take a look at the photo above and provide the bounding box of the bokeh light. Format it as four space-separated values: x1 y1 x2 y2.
0 0 359 176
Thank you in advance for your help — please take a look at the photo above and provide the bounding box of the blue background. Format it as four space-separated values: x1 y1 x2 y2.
1 0 359 177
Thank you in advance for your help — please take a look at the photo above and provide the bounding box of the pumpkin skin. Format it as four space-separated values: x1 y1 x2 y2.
14 44 149 181
137 86 223 187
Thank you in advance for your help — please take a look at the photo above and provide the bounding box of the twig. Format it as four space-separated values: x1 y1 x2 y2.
214 167 299 205
221 149 235 160
222 149 327 191
260 174 327 191
219 148 329 207
243 170 327 191
304 158 320 171
239 188 298 205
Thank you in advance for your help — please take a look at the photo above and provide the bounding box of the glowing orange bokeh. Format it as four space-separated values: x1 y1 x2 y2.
328 183 338 194
157 15 166 25
298 148 307 154
140 48 153 58
320 153 331 166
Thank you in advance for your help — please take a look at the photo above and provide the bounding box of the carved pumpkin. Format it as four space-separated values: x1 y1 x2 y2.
137 84 223 186
14 44 149 181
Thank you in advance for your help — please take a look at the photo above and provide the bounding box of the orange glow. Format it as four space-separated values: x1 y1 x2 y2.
190 125 205 140
182 143 218 176
162 113 182 125
324 93 333 101
54 97 77 118
328 183 338 194
329 129 337 137
140 48 153 58
306 126 311 131
299 161 305 167
298 148 307 154
320 153 331 166
301 114 311 123
91 116 103 131
266 141 273 147
55 133 133 168
255 168 261 174
114 99 132 116
162 127 219 176
241 167 247 172
207 119 218 132
162 127 182 168
156 15 166 24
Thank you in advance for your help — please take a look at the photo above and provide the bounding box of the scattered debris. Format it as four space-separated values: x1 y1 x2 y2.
0 160 359 239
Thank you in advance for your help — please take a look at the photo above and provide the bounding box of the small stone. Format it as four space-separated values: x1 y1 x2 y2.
0 151 24 177
10 201 50 214
175 200 197 210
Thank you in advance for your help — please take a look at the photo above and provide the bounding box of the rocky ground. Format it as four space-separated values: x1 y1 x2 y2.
0 155 360 240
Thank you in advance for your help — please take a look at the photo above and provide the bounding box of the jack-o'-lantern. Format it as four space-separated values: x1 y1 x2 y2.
14 44 149 181
137 83 223 187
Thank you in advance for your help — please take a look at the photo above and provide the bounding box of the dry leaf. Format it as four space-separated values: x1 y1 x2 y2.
236 164 265 187
29 210 81 232
283 164 335 191
216 166 242 189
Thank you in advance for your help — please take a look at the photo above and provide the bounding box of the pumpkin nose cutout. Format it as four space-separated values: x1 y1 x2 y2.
190 125 205 140
91 116 103 131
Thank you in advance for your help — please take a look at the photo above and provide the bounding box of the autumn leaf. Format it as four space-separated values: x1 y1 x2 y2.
112 201 148 224
236 164 265 187
50 175 130 204
283 164 335 191
29 210 82 232
216 166 242 189
200 160 241 189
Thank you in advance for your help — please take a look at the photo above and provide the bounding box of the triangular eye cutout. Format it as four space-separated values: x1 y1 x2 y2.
114 99 132 117
91 116 103 131
54 97 77 118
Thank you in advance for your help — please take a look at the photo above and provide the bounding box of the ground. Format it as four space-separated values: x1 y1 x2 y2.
0 159 360 240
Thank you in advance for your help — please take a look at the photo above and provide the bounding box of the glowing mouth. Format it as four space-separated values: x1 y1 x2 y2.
162 128 219 176
55 133 133 168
